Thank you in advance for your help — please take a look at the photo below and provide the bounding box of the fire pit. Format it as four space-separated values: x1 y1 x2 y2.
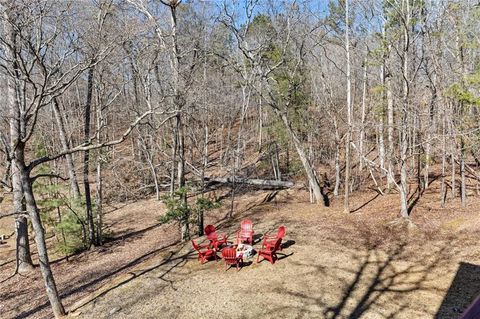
236 243 254 259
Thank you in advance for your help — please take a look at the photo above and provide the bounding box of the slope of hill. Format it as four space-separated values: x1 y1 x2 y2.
2 184 479 319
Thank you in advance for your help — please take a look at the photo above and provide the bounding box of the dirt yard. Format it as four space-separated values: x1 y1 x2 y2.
1 185 480 319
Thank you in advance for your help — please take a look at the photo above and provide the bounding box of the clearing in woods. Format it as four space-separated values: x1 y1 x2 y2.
1 181 480 319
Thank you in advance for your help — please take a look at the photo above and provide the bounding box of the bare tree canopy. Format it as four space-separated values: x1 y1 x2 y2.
1 0 480 317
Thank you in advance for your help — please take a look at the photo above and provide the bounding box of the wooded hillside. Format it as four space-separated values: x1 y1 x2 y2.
1 1 480 318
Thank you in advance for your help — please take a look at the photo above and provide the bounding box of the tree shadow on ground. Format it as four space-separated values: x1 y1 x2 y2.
407 184 426 215
15 239 185 319
67 242 200 312
105 222 163 244
50 222 164 266
351 193 381 213
103 202 129 215
14 189 293 318
69 242 229 316
212 190 291 235
76 238 295 316
271 239 453 319
435 262 480 319
407 174 440 214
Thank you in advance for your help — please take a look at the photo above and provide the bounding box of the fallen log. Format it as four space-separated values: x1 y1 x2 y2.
204 177 294 189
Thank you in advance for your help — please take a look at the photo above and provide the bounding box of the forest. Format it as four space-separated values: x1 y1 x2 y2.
1 0 480 318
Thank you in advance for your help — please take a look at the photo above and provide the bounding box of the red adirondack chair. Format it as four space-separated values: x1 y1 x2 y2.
204 224 228 251
263 225 286 251
257 237 282 264
236 219 254 244
221 246 243 271
191 240 217 264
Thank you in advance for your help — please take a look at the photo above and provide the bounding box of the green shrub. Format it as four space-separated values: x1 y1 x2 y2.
55 209 87 255
191 197 221 223
160 187 221 226
33 168 89 255
159 187 190 224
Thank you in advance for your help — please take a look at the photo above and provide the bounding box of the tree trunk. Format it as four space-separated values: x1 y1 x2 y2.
83 63 96 246
457 28 467 207
258 86 263 150
308 133 315 203
170 120 178 197
333 117 341 196
344 0 352 213
177 116 185 192
12 160 33 274
14 215 33 273
52 98 81 199
384 20 395 190
10 105 33 275
166 0 182 206
198 126 209 236
148 155 160 200
275 109 327 206
95 158 103 245
95 101 104 245
10 98 65 317
176 115 189 241
451 150 456 199
399 0 410 219
5 10 34 274
359 56 368 172
7 34 65 309
272 142 281 181
19 161 66 317
1 158 11 191
424 69 436 189
378 53 386 173
461 137 466 207
399 119 409 218
450 115 456 200
12 156 33 274
230 85 250 217
198 42 208 235
441 106 447 206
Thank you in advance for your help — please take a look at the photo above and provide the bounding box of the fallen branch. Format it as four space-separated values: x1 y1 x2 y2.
204 176 294 189
458 160 480 182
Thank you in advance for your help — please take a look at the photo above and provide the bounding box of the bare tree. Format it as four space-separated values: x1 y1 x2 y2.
343 0 352 213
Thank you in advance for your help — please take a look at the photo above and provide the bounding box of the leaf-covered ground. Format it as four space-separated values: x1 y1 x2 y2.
1 185 480 319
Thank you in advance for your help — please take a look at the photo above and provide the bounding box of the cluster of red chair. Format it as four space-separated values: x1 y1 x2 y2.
191 220 287 271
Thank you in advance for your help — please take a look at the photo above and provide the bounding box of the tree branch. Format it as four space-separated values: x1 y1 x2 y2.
31 173 68 183
28 111 177 171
